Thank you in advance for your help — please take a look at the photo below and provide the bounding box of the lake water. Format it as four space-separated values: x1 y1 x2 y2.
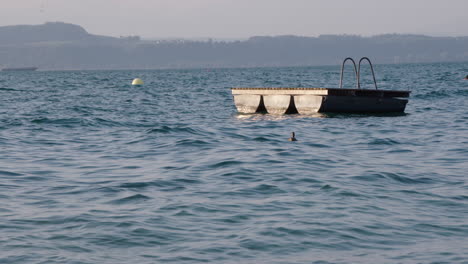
1 63 467 263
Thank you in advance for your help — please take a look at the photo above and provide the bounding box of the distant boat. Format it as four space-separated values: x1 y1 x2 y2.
2 67 38 72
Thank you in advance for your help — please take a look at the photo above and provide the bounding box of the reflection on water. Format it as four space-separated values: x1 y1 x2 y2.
235 111 407 121
235 113 328 121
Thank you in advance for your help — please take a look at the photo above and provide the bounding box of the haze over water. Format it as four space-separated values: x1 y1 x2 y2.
1 62 467 263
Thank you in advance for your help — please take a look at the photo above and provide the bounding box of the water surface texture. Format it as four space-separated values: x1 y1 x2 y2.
1 63 467 263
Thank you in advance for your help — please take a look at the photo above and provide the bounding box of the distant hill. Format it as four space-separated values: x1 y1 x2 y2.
0 22 113 45
1 22 468 70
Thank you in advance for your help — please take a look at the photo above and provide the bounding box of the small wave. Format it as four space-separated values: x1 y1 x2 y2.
118 180 191 192
119 182 158 189
451 195 468 201
337 190 367 198
209 160 244 169
411 223 466 236
92 117 123 127
31 117 89 127
30 116 126 128
221 132 251 141
108 194 151 204
453 89 468 97
224 184 286 197
15 176 49 182
0 170 23 176
368 138 400 145
258 226 307 238
173 210 195 217
353 172 435 185
57 244 93 253
239 238 281 251
0 118 24 129
320 184 338 191
351 174 386 182
387 148 414 153
295 177 322 184
174 138 210 147
220 168 256 179
253 184 286 194
0 87 20 91
11 215 91 226
94 186 121 194
146 125 200 135
355 172 434 185
419 199 466 208
384 173 434 184
252 136 272 142
215 213 252 224
414 90 451 100
304 142 330 148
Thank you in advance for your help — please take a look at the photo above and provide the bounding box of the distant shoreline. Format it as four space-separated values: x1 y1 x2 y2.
3 60 466 73
1 22 468 70
1 67 38 72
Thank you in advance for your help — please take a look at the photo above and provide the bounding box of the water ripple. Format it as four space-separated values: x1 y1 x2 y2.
0 64 467 263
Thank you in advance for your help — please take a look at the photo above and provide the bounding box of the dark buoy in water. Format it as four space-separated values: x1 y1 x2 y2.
288 132 297 141
464 75 468 80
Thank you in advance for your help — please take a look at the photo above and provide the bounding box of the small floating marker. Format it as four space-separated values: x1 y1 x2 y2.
132 78 144 86
288 132 297 141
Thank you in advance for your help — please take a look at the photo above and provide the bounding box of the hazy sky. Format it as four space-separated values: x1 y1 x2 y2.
1 0 468 39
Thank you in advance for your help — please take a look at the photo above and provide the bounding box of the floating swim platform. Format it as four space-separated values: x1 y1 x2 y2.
231 57 410 114
232 87 410 114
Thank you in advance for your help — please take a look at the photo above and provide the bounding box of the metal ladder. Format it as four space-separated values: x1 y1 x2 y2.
339 57 378 89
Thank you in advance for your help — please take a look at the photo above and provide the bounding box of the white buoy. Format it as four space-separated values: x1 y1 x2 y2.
132 78 144 86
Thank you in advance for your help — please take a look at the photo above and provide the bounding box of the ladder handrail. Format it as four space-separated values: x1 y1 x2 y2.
339 57 359 89
358 57 378 90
